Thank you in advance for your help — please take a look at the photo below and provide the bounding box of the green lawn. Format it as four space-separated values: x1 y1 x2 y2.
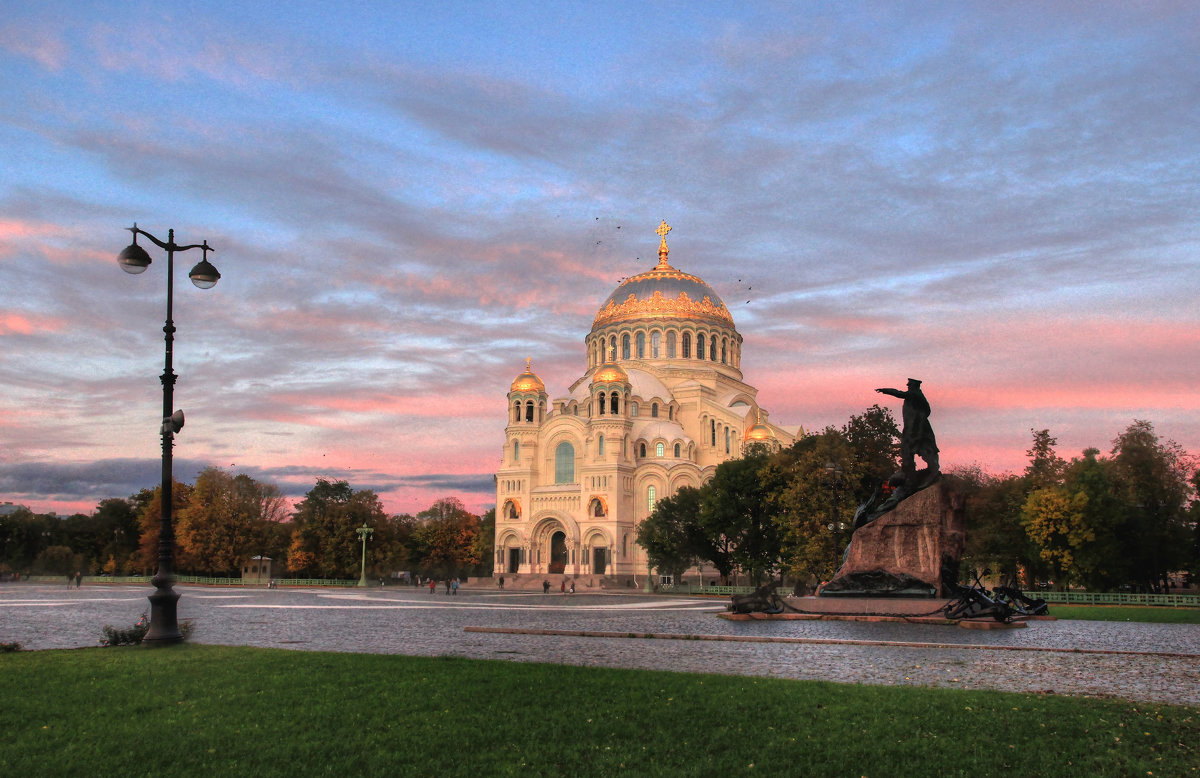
1053 605 1200 624
1 645 1195 777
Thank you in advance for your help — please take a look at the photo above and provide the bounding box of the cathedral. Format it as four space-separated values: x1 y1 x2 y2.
493 222 796 588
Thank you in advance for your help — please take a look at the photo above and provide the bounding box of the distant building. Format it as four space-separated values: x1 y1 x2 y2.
493 223 797 587
0 502 30 517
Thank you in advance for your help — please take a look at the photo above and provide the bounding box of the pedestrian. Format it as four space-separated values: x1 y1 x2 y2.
66 572 73 589
429 578 436 594
76 571 82 588
560 580 566 594
451 578 459 595
542 579 550 594
569 581 575 594
498 576 504 590
445 579 451 594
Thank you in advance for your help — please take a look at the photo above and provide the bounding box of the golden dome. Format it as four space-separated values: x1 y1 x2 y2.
510 357 545 393
592 361 629 384
592 221 734 330
745 410 774 441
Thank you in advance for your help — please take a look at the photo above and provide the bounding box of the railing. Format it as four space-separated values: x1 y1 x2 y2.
20 575 357 588
1023 590 1199 607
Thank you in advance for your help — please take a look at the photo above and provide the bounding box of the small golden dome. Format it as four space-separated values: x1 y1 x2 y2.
592 362 629 384
745 410 774 441
510 357 545 393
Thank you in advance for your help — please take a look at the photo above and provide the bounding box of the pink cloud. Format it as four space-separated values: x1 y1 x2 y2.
0 24 68 70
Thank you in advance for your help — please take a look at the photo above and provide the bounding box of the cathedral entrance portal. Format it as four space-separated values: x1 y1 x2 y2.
592 547 607 576
549 531 568 574
507 548 520 574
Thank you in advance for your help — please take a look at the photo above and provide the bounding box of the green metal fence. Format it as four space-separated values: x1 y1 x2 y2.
1023 590 1199 607
22 575 357 588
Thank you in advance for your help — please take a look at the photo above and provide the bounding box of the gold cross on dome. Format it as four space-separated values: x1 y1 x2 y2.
655 220 672 268
525 356 532 372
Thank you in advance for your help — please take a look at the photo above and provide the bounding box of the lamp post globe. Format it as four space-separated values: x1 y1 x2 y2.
117 223 219 645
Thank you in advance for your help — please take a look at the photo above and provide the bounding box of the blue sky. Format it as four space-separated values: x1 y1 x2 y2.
2 1 1198 515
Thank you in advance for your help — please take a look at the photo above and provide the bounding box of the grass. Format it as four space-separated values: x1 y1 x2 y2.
1053 605 1200 624
1 646 1195 777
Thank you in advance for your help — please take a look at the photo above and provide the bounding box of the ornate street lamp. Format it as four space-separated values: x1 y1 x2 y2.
356 523 374 587
118 224 220 645
823 462 846 576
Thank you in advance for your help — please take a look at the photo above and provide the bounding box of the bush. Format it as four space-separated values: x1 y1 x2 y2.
101 614 194 646
0 641 23 652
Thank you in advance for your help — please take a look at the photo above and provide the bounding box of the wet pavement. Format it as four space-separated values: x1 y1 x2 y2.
3 583 1197 706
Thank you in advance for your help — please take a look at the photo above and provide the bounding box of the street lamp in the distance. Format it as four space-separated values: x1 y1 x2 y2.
118 224 220 645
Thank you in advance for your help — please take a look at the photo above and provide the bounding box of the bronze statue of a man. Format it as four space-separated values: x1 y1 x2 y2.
876 379 939 485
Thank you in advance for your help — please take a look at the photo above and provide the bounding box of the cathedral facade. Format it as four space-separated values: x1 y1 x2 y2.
493 223 795 588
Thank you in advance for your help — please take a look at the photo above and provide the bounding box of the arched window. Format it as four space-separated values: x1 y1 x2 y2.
651 331 660 358
598 435 605 456
666 331 676 358
651 402 658 418
513 440 520 461
725 427 731 454
609 336 617 361
639 442 647 458
682 332 691 359
636 331 645 358
710 337 717 361
555 441 575 484
697 333 706 360
513 402 521 423
630 402 638 417
721 339 727 364
711 419 716 446
525 401 534 422
621 333 630 360
647 485 657 513
668 405 674 420
656 442 664 457
674 442 681 458
598 392 606 415
610 392 618 414
591 498 606 517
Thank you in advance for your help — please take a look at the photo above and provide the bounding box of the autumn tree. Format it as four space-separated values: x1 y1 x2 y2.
410 497 482 579
132 481 193 574
1021 486 1091 590
175 467 288 576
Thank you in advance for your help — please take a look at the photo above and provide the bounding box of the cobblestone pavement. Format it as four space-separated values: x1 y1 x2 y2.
3 583 1197 706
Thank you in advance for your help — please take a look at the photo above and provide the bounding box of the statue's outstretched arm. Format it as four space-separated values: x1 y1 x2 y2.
876 387 904 399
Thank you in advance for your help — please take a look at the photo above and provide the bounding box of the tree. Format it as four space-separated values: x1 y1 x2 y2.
1021 487 1091 590
175 468 288 576
842 404 901 501
637 486 704 584
1025 429 1067 491
132 481 193 574
702 450 779 585
769 430 855 587
1109 420 1195 591
952 466 1039 587
410 497 482 579
288 479 387 578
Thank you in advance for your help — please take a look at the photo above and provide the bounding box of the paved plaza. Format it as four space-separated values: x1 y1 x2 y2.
3 583 1197 706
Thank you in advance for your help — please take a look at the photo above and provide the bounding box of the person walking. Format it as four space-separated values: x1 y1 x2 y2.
428 578 436 594
451 578 459 595
542 579 550 594
498 576 505 590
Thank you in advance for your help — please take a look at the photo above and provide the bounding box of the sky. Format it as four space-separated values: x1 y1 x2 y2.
1 1 1198 518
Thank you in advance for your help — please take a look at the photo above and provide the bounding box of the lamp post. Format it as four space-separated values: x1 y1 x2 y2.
822 462 845 577
356 523 374 587
118 224 220 645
